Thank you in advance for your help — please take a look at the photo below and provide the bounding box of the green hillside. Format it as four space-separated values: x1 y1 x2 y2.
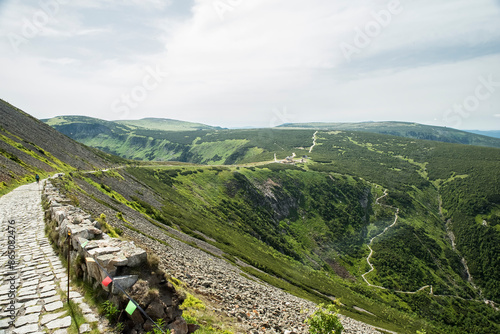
278 121 500 149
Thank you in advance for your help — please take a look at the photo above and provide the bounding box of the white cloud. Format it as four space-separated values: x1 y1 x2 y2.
0 0 499 129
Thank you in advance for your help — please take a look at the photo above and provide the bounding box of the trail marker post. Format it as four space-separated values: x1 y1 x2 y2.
67 230 71 304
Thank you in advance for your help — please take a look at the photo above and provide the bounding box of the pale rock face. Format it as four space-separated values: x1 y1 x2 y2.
85 257 101 281
112 275 139 294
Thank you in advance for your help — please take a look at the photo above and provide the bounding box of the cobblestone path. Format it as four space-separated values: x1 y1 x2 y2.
0 181 99 334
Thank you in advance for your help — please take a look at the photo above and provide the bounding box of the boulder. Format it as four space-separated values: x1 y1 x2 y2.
143 319 154 332
53 209 67 224
88 247 122 256
128 307 144 325
122 243 147 267
187 324 200 334
73 215 84 224
85 257 100 282
68 225 93 244
96 254 118 278
111 253 129 267
168 317 188 334
111 275 139 294
82 240 100 250
145 300 166 319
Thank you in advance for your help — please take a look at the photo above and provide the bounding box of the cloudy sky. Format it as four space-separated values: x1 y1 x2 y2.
0 0 499 129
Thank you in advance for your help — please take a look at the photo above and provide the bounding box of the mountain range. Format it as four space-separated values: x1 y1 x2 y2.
42 116 500 164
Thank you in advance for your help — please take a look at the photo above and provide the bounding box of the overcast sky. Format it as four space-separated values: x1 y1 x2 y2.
1 0 499 129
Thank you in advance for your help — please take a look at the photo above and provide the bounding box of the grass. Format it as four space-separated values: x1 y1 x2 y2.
179 291 238 334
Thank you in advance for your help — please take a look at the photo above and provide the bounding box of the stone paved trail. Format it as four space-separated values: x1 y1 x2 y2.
0 181 99 334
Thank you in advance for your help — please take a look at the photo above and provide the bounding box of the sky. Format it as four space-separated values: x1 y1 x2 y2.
0 0 499 129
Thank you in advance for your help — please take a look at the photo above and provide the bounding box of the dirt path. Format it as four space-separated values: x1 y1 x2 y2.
361 190 399 289
309 131 318 153
361 190 435 295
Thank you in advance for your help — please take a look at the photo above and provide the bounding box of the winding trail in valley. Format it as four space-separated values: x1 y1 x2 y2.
361 190 434 295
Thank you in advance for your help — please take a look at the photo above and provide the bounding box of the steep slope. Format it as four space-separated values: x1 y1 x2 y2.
0 99 124 193
44 116 230 161
278 121 500 148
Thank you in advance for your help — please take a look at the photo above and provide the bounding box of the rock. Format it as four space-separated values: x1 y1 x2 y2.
79 324 92 333
188 324 200 333
46 316 72 329
69 224 95 240
128 306 144 324
110 253 129 267
87 226 102 235
53 209 67 224
85 257 102 282
82 240 100 250
122 243 147 267
168 317 188 334
143 319 154 332
73 215 84 224
92 220 101 229
59 218 70 236
87 246 122 256
146 300 166 319
111 275 139 294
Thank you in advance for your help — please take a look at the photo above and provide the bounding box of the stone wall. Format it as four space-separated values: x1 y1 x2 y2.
42 180 188 334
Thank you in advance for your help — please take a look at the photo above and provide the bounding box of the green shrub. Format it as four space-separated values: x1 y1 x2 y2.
305 302 343 334
102 300 119 322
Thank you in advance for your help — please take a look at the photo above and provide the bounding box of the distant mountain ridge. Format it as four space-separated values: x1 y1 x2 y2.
43 117 500 163
464 129 500 139
115 118 223 131
278 121 500 149
43 115 222 132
